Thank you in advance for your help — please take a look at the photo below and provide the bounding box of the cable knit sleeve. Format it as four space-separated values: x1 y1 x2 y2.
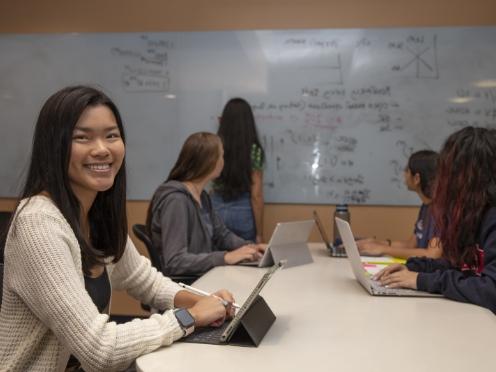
8 211 183 372
108 236 183 310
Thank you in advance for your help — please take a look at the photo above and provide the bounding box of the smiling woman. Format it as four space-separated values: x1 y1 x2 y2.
0 85 235 371
68 105 125 212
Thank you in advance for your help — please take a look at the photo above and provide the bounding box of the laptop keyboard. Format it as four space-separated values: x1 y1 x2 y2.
370 279 418 296
180 321 230 345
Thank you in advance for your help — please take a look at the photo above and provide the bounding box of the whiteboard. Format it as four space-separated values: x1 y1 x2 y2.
1 27 495 205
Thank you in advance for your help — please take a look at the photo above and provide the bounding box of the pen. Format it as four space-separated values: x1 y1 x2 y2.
178 282 241 309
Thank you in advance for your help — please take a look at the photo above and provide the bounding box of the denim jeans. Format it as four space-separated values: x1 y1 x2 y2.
211 192 256 242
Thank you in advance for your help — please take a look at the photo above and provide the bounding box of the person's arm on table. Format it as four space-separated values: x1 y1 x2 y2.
358 235 442 259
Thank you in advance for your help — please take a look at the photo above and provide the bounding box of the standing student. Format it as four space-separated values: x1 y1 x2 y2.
357 150 441 259
375 127 496 313
211 98 265 243
146 132 265 277
0 86 234 371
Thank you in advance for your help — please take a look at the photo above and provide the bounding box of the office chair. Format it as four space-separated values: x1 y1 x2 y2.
0 262 3 308
132 224 199 285
0 211 12 307
0 211 12 262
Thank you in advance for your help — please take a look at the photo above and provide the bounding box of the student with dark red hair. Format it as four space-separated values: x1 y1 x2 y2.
375 126 496 313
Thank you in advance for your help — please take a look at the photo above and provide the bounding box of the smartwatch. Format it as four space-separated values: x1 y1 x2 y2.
174 308 195 337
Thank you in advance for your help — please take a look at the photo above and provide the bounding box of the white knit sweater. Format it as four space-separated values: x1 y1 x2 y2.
0 196 184 371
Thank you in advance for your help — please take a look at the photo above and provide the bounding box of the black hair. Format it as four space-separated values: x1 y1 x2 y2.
407 150 439 198
11 85 128 274
215 98 264 200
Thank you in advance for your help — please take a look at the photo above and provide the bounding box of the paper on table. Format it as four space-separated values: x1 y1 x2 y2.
360 256 406 264
362 263 389 276
360 256 406 276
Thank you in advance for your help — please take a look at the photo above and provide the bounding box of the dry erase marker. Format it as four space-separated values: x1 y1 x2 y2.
178 283 241 309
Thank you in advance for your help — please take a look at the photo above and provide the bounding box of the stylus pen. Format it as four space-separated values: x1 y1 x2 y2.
178 282 241 309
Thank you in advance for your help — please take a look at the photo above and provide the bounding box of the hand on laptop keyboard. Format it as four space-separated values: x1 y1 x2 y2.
224 244 264 264
372 263 418 289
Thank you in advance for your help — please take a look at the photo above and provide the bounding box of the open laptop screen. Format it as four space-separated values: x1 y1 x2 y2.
313 210 331 247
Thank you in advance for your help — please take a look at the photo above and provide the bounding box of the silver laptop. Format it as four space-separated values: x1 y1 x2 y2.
313 210 346 257
241 220 314 269
335 217 442 297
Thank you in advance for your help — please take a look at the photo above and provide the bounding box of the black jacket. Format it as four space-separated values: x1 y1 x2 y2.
407 207 496 313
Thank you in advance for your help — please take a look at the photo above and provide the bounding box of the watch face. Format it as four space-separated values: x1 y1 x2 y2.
175 308 195 328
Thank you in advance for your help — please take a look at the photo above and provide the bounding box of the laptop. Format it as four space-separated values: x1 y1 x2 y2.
240 220 314 269
313 210 346 257
335 217 442 297
180 261 284 347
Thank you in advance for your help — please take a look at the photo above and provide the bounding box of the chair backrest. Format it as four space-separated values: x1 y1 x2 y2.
132 224 163 272
0 262 4 308
1 212 13 308
0 211 13 262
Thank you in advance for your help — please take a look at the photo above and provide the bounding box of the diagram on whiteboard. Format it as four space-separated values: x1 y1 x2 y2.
390 35 439 79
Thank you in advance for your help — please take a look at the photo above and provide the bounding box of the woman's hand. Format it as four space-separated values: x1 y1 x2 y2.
256 243 267 252
224 244 264 264
212 289 236 320
373 264 418 289
356 238 385 256
188 295 228 327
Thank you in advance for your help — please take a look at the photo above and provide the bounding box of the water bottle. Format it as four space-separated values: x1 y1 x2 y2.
333 204 350 246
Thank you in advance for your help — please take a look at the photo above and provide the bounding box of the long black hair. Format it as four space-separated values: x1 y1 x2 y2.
215 98 264 200
12 85 128 274
407 150 439 198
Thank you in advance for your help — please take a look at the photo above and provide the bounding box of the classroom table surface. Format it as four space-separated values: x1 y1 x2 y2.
136 244 495 372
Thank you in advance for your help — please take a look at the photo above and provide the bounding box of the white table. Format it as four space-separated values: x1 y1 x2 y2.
137 244 496 372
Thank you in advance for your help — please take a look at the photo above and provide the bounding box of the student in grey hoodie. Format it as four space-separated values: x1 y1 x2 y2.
146 132 265 276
